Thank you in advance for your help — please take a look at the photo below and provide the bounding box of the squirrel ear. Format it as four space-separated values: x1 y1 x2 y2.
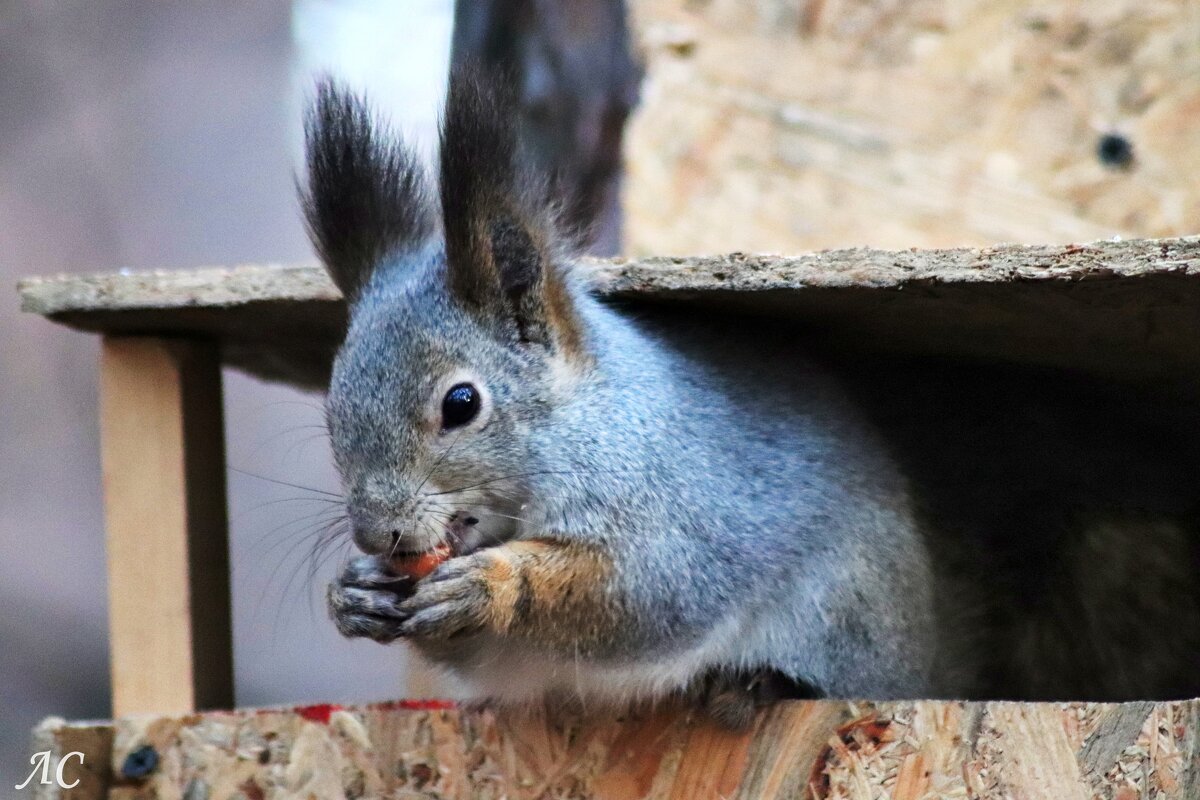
301 77 435 303
439 64 584 356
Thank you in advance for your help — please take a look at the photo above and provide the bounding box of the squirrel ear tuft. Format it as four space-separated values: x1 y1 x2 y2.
439 64 584 356
300 77 435 303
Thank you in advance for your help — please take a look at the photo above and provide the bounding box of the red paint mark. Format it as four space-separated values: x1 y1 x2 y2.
296 703 341 724
372 699 457 712
399 699 456 711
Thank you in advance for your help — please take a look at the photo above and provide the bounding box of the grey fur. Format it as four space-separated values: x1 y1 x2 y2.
306 69 935 712
327 253 936 702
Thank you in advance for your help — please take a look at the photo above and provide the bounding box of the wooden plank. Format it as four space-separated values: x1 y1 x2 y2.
32 696 1200 799
99 336 232 716
18 237 1200 391
624 0 1200 254
19 239 1200 320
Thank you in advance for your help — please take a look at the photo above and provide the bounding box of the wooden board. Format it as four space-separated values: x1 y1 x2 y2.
19 236 1200 392
624 0 1200 255
99 337 233 716
32 697 1200 799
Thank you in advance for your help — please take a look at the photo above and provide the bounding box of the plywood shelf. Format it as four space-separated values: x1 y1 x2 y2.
35 697 1200 799
19 236 1200 391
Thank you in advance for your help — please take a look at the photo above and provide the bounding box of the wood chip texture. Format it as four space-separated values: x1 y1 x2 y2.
33 698 1200 800
625 0 1200 254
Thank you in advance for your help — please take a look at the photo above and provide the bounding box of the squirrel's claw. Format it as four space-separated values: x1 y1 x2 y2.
327 556 412 644
397 556 491 639
326 583 407 643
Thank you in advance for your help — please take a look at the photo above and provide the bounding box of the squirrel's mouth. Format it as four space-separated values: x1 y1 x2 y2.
446 506 521 557
381 507 520 582
443 511 505 558
384 513 495 578
392 512 489 557
384 504 519 568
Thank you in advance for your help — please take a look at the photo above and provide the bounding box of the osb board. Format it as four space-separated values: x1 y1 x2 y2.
625 0 1200 255
18 237 1200 391
33 698 1200 799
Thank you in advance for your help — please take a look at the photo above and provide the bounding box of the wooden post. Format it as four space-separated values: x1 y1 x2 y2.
99 336 233 716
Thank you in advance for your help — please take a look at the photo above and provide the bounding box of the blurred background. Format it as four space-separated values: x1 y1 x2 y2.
0 1 455 788
4 0 1200 792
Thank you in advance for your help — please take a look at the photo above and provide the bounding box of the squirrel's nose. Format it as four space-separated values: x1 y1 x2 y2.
351 524 401 556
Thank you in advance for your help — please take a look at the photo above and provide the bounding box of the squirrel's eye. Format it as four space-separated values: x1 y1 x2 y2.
441 383 480 429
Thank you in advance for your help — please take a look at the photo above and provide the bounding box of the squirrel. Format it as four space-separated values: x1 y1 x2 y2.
305 67 1200 724
305 67 936 725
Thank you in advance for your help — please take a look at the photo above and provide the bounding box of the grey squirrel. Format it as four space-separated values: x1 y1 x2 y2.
307 67 1200 724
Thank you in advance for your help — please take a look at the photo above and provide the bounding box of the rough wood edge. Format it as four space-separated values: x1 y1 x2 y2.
18 236 1200 319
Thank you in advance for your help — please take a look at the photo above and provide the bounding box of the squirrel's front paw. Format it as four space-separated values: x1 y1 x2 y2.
398 551 513 640
327 556 411 643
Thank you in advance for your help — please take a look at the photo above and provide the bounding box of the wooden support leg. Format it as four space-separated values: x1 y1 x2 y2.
99 337 233 716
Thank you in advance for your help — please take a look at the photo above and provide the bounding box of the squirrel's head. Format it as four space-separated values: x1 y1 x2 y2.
301 67 591 560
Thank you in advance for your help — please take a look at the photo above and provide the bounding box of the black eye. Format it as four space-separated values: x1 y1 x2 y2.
441 383 481 429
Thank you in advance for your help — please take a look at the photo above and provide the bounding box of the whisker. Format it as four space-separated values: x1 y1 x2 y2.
267 513 347 570
426 487 575 505
415 429 464 497
255 525 335 591
422 497 535 526
423 471 554 496
254 515 349 622
229 466 343 498
468 510 536 525
253 399 328 414
245 508 348 560
247 424 331 455
305 526 353 616
425 467 644 497
279 431 334 463
242 501 346 539
235 496 345 518
284 519 350 624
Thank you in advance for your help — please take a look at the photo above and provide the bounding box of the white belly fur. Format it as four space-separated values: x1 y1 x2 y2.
434 612 749 707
